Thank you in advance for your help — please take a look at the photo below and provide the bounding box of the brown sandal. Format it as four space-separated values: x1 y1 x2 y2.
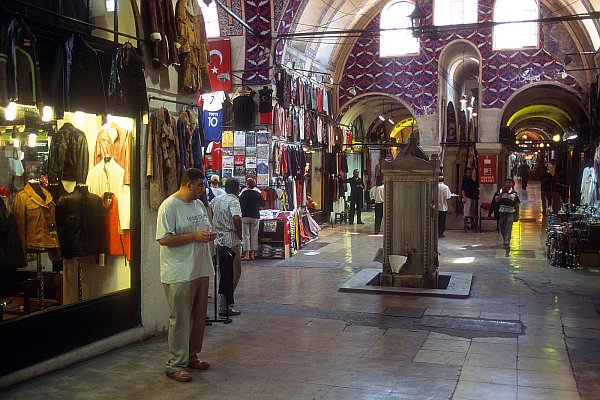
188 358 210 370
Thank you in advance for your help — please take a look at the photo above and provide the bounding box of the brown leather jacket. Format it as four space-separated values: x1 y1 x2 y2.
147 0 180 67
94 123 131 184
12 183 60 257
176 0 212 93
147 108 181 210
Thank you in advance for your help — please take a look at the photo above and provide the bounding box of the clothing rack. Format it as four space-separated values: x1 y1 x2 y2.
148 96 198 109
7 0 147 43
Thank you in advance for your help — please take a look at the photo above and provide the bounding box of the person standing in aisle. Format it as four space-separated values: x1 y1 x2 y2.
519 162 530 190
211 178 243 316
540 168 553 214
461 167 479 229
239 178 265 261
373 178 385 234
344 169 365 224
206 174 226 203
438 175 453 238
495 177 520 250
156 168 216 383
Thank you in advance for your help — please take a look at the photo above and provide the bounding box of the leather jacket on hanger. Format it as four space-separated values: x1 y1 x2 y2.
48 122 89 184
55 185 105 259
0 198 26 269
50 34 107 117
108 42 148 116
0 16 44 107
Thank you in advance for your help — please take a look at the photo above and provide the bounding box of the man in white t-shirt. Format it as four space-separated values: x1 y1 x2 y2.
206 174 226 203
156 168 217 383
438 175 453 238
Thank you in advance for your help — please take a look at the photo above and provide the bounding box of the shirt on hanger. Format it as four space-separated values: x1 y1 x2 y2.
201 91 226 112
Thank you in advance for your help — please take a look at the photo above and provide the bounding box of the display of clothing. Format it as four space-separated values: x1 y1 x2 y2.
0 196 26 269
233 92 256 131
177 110 196 173
12 182 60 256
147 108 181 210
203 108 223 141
0 16 43 107
108 42 148 116
175 0 212 93
51 34 107 117
581 166 595 205
94 123 131 184
101 193 131 261
55 185 105 259
48 123 89 184
147 0 180 67
201 91 226 111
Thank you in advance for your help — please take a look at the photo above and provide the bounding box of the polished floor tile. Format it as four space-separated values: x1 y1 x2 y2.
2 182 599 400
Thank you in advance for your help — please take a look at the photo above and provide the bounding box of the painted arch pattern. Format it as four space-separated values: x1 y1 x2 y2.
243 0 272 84
339 0 580 114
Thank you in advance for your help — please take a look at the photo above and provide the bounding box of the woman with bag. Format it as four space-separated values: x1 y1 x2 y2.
494 177 520 250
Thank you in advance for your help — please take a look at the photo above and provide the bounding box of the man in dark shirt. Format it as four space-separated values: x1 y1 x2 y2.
540 169 553 214
344 169 365 224
461 167 479 227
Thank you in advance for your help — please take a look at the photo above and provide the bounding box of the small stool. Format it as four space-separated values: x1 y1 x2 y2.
334 211 347 225
464 216 478 232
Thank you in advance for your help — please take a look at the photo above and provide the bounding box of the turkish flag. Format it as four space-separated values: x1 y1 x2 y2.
208 39 232 93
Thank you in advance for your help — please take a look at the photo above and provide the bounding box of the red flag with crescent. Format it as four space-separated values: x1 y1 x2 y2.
208 39 232 93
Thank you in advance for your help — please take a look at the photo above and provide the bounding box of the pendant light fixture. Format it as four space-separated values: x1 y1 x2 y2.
459 52 467 105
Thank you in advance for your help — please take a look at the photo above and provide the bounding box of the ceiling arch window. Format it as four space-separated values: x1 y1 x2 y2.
493 0 539 50
380 0 419 57
198 0 221 38
434 0 477 26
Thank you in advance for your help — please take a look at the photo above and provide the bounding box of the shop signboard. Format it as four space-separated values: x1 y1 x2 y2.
478 155 497 184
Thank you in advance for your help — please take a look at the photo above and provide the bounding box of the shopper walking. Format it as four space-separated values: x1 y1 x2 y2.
344 169 365 224
239 178 265 260
156 168 216 383
495 177 520 250
540 168 553 214
373 178 384 234
461 167 479 229
437 175 452 238
211 178 243 316
519 162 530 190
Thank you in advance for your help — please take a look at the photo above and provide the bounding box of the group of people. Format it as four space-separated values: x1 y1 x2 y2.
155 168 264 383
437 167 521 251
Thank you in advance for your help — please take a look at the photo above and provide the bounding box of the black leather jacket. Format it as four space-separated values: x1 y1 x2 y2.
55 185 105 259
0 16 43 107
48 123 89 184
0 199 26 269
50 34 107 117
108 42 148 116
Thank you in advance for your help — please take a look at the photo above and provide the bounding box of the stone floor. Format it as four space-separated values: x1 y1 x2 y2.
2 181 600 400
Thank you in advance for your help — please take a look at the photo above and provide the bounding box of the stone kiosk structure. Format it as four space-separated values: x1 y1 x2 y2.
381 139 440 289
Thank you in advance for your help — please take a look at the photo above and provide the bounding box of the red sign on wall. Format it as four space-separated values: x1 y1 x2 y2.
207 39 232 92
478 155 497 184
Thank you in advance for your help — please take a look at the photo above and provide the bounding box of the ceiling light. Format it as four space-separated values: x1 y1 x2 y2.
388 118 395 124
378 115 385 121
552 134 561 142
5 101 17 121
75 111 85 128
522 134 527 140
41 106 53 122
28 133 37 147
563 131 578 141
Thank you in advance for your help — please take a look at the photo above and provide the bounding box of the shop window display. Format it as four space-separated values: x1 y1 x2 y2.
0 108 134 321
